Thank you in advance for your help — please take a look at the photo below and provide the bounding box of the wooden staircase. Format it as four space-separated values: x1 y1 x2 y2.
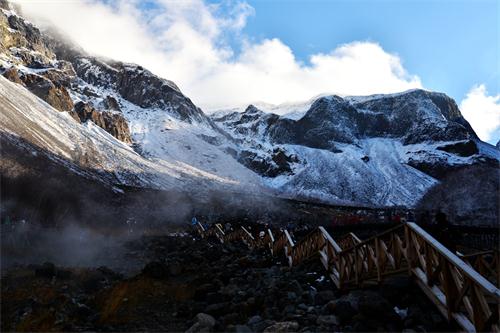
196 221 500 332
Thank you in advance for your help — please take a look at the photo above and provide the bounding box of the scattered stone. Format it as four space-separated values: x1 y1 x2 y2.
102 95 121 111
185 313 216 333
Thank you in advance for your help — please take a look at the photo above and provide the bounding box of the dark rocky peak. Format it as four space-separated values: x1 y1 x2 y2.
300 95 357 124
71 56 211 124
282 95 359 147
239 104 277 123
347 89 470 126
244 104 265 115
344 89 477 144
496 140 500 149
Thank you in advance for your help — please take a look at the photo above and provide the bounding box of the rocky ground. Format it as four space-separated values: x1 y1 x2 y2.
1 230 455 332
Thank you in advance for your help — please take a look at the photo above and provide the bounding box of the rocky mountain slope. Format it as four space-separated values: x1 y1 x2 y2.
1 0 498 212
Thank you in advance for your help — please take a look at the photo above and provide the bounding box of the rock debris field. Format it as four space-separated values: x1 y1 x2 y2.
1 232 454 332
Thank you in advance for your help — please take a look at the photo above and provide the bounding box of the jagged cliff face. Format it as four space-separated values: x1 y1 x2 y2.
0 1 498 208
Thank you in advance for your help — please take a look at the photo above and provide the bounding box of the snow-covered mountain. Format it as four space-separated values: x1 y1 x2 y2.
0 3 263 198
211 92 499 206
1 0 498 211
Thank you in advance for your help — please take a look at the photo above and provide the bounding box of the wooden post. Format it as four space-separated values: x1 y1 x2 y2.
405 225 414 276
375 237 382 283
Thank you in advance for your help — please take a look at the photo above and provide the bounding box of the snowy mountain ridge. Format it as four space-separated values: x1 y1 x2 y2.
0 1 498 208
210 91 499 206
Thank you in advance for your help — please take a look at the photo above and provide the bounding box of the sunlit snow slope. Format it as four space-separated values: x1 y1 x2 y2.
0 75 261 193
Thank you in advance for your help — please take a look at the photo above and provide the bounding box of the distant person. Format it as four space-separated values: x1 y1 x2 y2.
225 222 232 232
433 211 456 253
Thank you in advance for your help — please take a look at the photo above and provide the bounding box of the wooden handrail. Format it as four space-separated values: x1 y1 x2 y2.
196 221 500 332
340 223 404 253
318 226 342 252
407 223 500 298
267 229 275 243
284 230 295 247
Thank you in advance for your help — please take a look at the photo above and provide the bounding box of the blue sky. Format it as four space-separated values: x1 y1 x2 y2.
238 0 499 104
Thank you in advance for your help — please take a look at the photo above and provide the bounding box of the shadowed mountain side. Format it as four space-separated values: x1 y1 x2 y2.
416 164 499 227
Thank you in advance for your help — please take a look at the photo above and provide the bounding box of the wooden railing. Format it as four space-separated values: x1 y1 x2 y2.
404 223 499 332
460 250 499 288
197 222 500 332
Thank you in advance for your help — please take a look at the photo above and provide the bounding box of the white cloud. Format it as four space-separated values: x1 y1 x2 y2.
13 0 422 110
460 84 500 142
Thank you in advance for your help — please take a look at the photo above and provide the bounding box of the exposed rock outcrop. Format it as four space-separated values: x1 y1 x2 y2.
102 95 121 111
0 9 55 65
20 73 73 111
237 147 299 178
0 0 10 10
72 102 131 144
39 68 73 87
2 66 22 84
436 140 478 157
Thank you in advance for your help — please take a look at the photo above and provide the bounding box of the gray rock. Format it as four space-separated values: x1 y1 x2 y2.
233 325 252 333
263 321 299 333
195 313 216 328
316 315 339 326
247 315 263 326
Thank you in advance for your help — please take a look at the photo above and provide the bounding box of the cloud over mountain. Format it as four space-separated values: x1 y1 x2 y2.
14 0 422 109
460 84 500 142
